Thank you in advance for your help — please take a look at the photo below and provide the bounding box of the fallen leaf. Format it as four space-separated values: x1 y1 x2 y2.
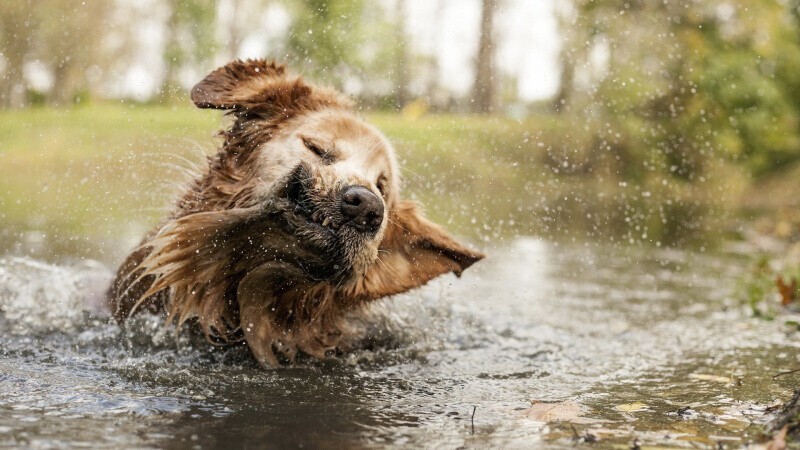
524 401 603 424
615 402 647 412
689 373 731 383
776 276 798 307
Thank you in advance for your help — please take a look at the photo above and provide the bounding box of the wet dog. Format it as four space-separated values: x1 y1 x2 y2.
107 60 483 367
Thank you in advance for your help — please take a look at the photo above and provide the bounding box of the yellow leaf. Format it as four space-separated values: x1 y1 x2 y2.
524 401 604 424
615 402 647 412
401 98 430 120
689 373 731 383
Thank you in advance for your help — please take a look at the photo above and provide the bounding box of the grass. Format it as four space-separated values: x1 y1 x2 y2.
0 104 216 237
0 102 742 263
0 104 551 244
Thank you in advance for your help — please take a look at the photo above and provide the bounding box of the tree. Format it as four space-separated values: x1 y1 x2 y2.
287 0 366 88
161 0 217 98
556 0 800 178
0 0 115 107
472 0 498 113
0 3 33 108
393 0 409 108
38 0 114 105
217 0 273 61
551 1 579 113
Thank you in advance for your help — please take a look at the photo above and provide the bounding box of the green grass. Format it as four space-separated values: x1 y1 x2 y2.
0 103 737 262
0 104 550 244
0 104 218 238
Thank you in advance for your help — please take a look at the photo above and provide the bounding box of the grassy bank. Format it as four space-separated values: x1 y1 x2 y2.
0 103 750 262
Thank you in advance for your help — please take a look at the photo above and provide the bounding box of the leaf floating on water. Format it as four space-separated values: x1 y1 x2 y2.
524 401 603 424
689 373 731 383
615 402 647 412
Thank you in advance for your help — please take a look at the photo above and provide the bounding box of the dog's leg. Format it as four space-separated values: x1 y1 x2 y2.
237 262 304 368
295 326 342 360
107 245 163 322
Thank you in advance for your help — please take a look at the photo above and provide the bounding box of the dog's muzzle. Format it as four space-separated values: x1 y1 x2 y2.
339 186 383 234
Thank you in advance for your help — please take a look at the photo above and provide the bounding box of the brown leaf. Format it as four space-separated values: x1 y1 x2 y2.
775 276 798 307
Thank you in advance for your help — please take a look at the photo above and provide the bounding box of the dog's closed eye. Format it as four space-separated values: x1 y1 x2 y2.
302 138 333 162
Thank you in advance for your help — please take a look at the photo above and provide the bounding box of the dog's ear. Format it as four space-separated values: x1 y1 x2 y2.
349 200 484 301
191 59 350 116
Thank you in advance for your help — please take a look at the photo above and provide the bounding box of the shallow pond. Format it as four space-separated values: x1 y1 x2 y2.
1 234 798 448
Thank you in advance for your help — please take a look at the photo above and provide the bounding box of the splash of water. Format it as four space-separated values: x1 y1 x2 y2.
0 257 112 334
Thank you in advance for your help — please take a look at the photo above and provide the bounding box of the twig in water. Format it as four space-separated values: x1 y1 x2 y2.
571 424 598 443
772 368 800 380
471 406 476 434
570 424 581 441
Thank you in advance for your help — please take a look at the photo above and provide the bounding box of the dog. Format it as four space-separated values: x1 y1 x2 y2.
107 60 484 368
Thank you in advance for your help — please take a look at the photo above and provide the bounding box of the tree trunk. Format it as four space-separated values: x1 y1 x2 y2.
50 62 77 105
472 0 497 113
226 0 244 60
552 58 574 113
394 0 409 109
0 10 31 108
161 1 182 98
0 51 27 108
0 65 26 109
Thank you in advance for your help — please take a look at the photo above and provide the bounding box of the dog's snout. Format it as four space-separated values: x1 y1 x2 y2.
340 186 384 233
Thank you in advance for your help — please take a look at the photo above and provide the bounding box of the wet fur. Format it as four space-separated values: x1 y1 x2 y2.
107 60 484 367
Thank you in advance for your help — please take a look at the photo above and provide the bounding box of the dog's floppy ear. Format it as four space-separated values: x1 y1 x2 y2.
191 59 349 115
349 200 484 301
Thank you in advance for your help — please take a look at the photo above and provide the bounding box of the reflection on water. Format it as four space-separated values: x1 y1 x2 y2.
0 236 797 448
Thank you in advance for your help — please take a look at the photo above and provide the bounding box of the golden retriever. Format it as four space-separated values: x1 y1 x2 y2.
107 60 484 368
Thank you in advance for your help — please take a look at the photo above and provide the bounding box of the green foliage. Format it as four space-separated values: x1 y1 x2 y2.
561 0 800 182
287 0 367 85
25 90 48 107
689 2 800 176
284 0 402 94
738 256 780 319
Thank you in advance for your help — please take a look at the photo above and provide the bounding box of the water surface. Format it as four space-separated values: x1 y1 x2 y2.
0 238 797 448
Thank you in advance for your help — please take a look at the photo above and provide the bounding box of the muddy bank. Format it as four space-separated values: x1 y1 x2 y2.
767 389 800 447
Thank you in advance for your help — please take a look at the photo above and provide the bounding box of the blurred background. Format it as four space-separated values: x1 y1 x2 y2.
2 0 800 261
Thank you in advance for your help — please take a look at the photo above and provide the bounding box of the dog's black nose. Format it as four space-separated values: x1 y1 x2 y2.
340 186 384 233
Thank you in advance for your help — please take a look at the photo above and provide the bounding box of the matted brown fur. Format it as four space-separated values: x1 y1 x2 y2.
107 59 484 368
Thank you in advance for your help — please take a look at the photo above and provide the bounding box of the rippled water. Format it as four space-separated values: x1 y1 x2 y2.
1 238 798 448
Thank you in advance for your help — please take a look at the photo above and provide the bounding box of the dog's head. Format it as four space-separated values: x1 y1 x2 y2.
245 107 399 281
189 60 483 294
